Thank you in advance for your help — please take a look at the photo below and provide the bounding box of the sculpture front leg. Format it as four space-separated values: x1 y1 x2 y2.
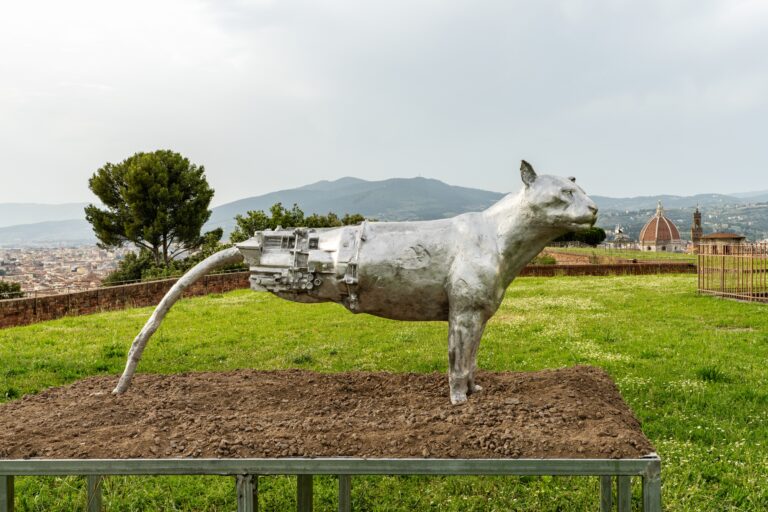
447 310 487 404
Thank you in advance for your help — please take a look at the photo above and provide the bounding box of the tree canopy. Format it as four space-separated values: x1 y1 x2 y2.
0 281 23 299
230 203 366 243
554 227 607 247
85 150 215 266
100 202 365 285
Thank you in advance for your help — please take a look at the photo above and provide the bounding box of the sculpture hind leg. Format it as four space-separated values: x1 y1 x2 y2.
112 246 244 394
447 309 487 404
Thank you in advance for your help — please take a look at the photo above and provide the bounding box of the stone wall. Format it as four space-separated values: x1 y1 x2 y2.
1 263 696 329
0 272 250 329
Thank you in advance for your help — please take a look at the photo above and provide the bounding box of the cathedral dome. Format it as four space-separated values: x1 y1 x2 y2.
639 201 681 243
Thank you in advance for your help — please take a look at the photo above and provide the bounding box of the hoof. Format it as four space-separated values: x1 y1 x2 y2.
450 393 468 405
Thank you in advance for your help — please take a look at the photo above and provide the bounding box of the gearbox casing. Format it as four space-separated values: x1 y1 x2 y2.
236 225 364 310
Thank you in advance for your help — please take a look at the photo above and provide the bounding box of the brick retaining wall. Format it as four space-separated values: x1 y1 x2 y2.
0 272 250 329
1 263 695 329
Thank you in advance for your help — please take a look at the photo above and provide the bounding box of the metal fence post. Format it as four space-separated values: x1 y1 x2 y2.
297 475 313 512
87 475 103 512
617 476 631 512
599 475 613 511
642 460 662 512
1 476 13 512
338 475 351 512
236 474 258 512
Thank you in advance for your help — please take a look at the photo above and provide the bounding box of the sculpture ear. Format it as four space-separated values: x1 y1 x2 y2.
568 176 576 183
520 160 537 187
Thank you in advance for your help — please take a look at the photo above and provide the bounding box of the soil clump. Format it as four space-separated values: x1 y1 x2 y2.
0 366 654 460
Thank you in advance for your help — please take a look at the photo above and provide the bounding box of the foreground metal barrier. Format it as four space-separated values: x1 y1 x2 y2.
0 456 661 511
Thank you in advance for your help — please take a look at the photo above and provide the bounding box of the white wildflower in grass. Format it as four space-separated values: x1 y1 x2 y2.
567 340 629 362
504 296 602 312
671 379 707 392
617 375 652 389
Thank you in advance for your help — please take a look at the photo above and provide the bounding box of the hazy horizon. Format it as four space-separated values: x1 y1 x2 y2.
0 173 767 210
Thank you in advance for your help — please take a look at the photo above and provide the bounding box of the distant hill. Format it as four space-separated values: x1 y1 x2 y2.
0 219 95 247
205 177 506 235
730 190 768 202
0 178 506 246
597 202 768 242
591 193 744 212
0 202 89 228
590 192 768 241
2 179 768 246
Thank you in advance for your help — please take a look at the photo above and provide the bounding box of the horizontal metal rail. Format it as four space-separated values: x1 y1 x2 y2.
0 456 661 512
0 456 659 476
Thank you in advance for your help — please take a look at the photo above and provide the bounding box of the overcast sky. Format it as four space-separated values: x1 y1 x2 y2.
1 0 766 206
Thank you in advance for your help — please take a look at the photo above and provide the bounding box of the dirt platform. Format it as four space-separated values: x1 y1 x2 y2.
0 366 654 460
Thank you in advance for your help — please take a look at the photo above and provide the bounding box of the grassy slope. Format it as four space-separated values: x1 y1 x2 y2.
546 246 696 262
1 275 767 511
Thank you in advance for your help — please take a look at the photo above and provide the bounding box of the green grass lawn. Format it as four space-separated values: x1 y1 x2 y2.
2 274 767 511
546 246 696 263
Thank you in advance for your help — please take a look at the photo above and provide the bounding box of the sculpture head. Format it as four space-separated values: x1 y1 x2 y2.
520 160 598 232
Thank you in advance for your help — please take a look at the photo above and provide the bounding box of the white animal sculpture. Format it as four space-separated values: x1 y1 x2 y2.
113 161 598 404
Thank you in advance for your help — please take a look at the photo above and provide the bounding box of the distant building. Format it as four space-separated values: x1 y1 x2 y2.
690 207 750 254
691 206 703 253
638 201 684 252
699 232 746 254
608 224 634 249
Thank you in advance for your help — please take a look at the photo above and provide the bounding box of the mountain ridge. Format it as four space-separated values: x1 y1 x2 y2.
2 177 767 246
0 219 95 247
0 202 90 229
204 176 505 235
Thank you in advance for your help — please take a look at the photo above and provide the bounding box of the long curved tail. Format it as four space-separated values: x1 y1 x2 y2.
112 246 245 394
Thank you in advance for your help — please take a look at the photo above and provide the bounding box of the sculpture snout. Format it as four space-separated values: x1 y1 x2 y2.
583 202 598 227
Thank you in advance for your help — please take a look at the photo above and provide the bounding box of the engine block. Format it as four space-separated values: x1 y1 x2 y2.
236 224 365 309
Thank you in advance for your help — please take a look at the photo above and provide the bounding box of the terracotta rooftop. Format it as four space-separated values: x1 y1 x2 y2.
700 232 746 240
638 201 681 243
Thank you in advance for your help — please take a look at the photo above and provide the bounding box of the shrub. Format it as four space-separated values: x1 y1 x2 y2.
531 254 557 265
0 281 23 299
696 366 731 383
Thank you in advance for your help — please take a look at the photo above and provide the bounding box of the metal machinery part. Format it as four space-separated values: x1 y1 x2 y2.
236 222 367 311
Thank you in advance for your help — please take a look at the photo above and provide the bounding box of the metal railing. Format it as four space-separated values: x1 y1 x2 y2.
0 455 662 512
698 243 768 302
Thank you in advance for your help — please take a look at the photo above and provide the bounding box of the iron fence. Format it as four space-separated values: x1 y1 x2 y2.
697 243 768 302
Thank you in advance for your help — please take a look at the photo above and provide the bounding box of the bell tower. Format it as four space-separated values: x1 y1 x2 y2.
691 206 703 253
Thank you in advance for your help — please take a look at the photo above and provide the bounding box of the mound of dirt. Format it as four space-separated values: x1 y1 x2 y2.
0 366 654 460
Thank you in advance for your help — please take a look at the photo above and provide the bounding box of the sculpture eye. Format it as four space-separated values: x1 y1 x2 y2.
562 189 574 198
